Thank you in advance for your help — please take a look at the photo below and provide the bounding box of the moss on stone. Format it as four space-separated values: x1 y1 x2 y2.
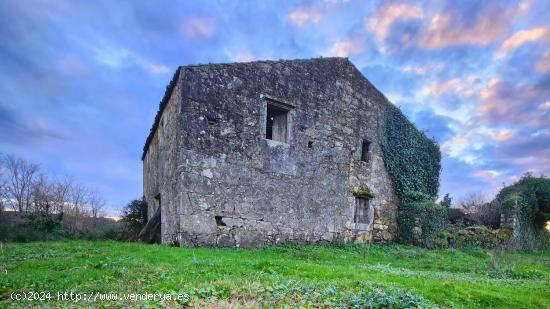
353 187 375 199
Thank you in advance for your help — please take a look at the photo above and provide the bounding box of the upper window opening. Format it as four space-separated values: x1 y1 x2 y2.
361 140 371 162
266 101 290 143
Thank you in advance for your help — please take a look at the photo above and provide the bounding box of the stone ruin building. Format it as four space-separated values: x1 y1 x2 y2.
142 57 421 247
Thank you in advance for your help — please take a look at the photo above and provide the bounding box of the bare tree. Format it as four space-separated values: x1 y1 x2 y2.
459 191 488 214
65 183 91 233
4 155 39 212
459 191 500 228
50 177 72 214
30 173 53 214
88 189 106 222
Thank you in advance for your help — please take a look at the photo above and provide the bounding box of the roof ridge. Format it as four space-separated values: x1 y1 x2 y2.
179 57 349 69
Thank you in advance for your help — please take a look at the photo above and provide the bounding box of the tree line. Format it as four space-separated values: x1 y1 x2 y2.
0 154 105 217
0 153 119 242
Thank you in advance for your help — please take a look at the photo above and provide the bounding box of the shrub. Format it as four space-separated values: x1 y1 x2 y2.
121 198 148 233
398 191 447 248
447 208 468 226
472 202 501 228
25 210 63 233
0 211 122 242
436 226 513 249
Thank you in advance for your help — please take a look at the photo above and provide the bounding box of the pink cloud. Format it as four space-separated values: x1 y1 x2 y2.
418 1 531 49
496 27 550 58
473 169 501 182
366 3 423 42
181 17 216 39
288 7 322 27
288 0 351 27
476 79 549 127
485 128 516 142
330 39 363 57
539 101 550 109
421 77 479 97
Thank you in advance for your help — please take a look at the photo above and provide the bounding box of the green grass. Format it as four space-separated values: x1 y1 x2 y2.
1 241 549 308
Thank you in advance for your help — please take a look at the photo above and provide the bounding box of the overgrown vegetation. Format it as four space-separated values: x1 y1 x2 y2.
0 211 121 242
495 175 550 231
435 226 513 249
2 241 549 308
0 154 124 242
352 186 375 199
121 198 148 233
397 191 449 247
379 104 444 247
379 104 441 199
435 174 550 251
492 174 550 250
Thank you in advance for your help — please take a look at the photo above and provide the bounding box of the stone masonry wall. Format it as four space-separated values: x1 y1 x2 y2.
143 70 184 244
143 58 399 247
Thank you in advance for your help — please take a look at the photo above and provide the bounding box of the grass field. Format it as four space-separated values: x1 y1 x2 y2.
1 241 549 308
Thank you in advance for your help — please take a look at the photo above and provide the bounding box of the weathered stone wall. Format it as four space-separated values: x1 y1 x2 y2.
141 58 397 247
143 70 184 244
500 206 519 237
143 131 160 219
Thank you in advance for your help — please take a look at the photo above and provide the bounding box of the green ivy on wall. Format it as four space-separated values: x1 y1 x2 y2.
379 103 443 246
496 174 550 236
379 103 441 199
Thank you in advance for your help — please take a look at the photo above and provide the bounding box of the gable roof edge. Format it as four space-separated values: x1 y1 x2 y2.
141 66 182 160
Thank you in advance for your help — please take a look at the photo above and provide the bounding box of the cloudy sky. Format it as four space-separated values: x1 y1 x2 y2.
0 0 548 214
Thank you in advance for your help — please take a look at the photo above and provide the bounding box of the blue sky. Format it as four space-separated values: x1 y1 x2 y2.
0 0 548 215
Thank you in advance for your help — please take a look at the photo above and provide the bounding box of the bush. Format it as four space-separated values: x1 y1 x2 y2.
25 211 63 233
0 211 122 242
398 191 447 248
116 198 150 242
472 202 501 228
435 226 513 249
121 199 148 232
447 208 468 226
